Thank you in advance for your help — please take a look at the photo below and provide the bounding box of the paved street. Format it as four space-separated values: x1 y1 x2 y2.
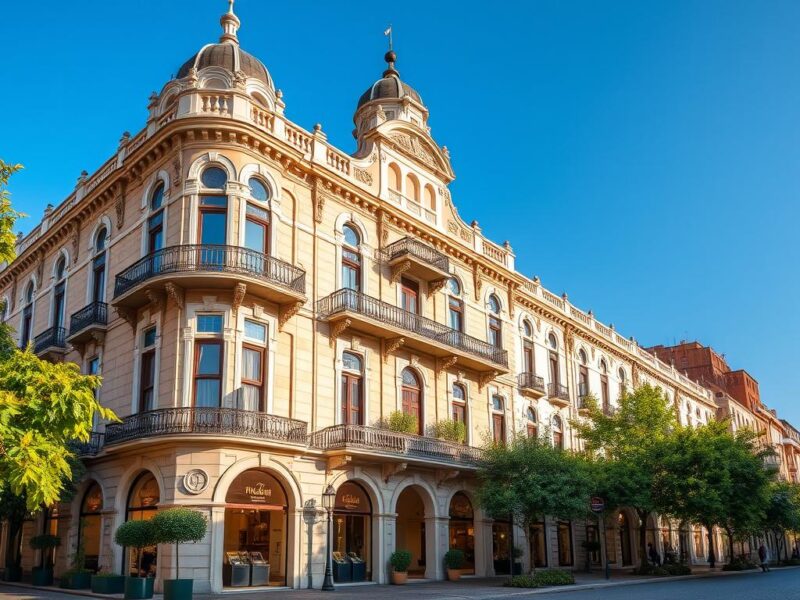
0 569 799 600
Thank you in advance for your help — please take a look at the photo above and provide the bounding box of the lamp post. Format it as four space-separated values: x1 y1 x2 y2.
322 484 336 591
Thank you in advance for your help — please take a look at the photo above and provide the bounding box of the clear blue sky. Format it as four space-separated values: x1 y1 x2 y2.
3 1 799 422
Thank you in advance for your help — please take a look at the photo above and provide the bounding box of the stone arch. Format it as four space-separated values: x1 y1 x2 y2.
328 468 385 515
51 247 70 279
141 169 171 210
87 215 113 253
187 152 237 182
212 455 302 507
334 212 370 248
390 475 441 579
239 163 281 204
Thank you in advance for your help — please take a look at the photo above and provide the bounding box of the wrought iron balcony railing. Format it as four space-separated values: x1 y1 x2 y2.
105 407 308 446
381 237 450 273
113 245 306 298
518 372 545 394
547 382 570 400
70 432 105 457
69 302 108 336
316 289 508 367
33 327 67 354
310 424 482 465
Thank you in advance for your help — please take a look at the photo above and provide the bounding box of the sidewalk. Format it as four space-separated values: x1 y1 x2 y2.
1 566 796 600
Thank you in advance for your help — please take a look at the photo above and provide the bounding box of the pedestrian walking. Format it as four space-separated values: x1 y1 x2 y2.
758 544 770 572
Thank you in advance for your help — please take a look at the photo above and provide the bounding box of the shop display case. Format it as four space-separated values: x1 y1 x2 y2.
249 552 270 586
348 552 366 582
332 551 351 582
224 551 251 587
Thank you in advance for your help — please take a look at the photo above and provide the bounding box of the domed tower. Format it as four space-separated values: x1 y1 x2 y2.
150 0 281 126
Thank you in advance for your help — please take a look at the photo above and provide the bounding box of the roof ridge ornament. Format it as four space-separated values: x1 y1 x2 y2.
220 0 240 45
383 25 399 77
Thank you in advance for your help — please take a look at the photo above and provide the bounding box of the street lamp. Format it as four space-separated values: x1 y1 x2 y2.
321 484 336 591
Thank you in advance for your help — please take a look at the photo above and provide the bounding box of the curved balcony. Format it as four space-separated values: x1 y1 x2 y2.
67 301 108 345
518 372 546 398
104 407 308 446
70 432 105 457
33 326 67 358
310 424 482 468
381 237 450 283
113 245 306 308
317 289 508 373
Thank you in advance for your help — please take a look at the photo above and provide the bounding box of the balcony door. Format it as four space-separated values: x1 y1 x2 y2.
198 196 228 268
52 281 66 330
549 352 560 387
400 278 419 315
579 366 589 397
244 203 270 274
523 341 534 374
401 368 422 434
341 351 363 425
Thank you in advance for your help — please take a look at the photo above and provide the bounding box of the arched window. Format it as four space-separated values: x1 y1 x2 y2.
578 349 587 364
198 167 228 246
341 351 363 425
245 178 270 256
522 319 535 374
547 333 560 390
447 277 464 332
488 294 502 348
401 368 422 434
405 173 420 202
491 395 506 444
424 184 436 210
552 415 564 449
452 383 467 437
599 359 610 413
21 281 35 347
526 407 538 438
92 228 108 303
147 183 165 253
125 473 159 577
51 256 67 330
388 163 401 192
78 482 103 572
578 349 589 398
341 224 361 291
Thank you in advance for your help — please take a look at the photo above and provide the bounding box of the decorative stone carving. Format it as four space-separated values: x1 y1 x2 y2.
164 282 184 310
70 223 80 264
115 196 125 229
278 300 303 331
182 469 209 495
383 337 405 363
326 455 352 474
427 278 447 298
390 260 412 284
436 469 460 487
329 318 351 347
388 132 440 171
353 167 373 186
115 306 138 329
172 157 182 189
145 289 164 312
382 461 407 483
35 251 44 285
231 283 247 318
472 263 482 301
479 370 499 392
436 355 458 375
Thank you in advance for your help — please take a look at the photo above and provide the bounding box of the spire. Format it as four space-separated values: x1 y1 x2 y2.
383 25 398 77
219 0 240 45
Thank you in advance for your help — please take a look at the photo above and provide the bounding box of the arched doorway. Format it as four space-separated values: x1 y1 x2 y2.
618 512 632 566
395 486 428 578
124 473 159 577
333 482 372 582
224 469 288 587
78 482 103 572
401 369 423 434
448 492 474 574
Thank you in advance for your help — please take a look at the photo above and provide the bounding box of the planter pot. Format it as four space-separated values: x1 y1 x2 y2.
60 571 92 589
3 565 22 582
164 578 193 600
31 567 53 586
447 568 461 581
390 570 408 585
92 574 125 594
124 576 154 600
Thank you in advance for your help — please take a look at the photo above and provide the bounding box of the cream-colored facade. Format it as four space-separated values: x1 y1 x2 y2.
0 4 774 592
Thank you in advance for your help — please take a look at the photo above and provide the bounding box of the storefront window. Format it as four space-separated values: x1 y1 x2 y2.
492 520 513 574
332 482 372 582
557 521 573 566
530 521 547 568
224 469 288 587
79 482 103 572
449 493 475 574
125 473 159 577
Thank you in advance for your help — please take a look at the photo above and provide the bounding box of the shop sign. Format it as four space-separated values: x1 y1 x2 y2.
225 470 287 506
335 482 370 513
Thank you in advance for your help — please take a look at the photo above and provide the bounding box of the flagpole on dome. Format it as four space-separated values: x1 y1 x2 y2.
384 25 393 52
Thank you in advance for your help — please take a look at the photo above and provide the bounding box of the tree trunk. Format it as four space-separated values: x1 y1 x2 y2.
725 527 734 564
705 524 715 569
637 510 648 571
137 545 143 577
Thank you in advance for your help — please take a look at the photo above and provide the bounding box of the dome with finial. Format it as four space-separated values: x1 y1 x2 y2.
174 0 275 94
356 50 423 110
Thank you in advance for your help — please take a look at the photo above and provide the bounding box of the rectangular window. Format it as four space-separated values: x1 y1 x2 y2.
549 352 559 386
601 376 609 412
244 204 269 255
557 522 573 566
523 341 534 373
240 345 264 411
452 402 465 424
400 278 419 314
530 521 548 568
143 327 157 348
448 297 463 332
342 248 361 291
194 340 222 407
244 319 267 342
197 314 223 333
92 254 106 302
492 413 505 444
341 373 362 425
139 350 155 412
147 211 164 252
489 316 502 348
21 306 32 347
198 196 228 245
52 282 65 329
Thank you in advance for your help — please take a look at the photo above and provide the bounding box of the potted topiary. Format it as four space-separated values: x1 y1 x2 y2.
114 520 158 599
383 411 419 434
30 534 61 586
389 550 412 585
91 570 127 595
152 507 208 600
444 548 465 581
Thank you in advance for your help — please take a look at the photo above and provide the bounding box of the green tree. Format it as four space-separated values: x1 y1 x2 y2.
0 160 24 264
476 433 593 572
763 481 800 561
572 384 677 571
652 420 774 567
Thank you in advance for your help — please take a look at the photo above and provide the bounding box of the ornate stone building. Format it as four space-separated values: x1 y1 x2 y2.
0 2 776 591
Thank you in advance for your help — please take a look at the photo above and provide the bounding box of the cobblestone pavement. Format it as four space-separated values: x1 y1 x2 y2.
0 568 798 600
